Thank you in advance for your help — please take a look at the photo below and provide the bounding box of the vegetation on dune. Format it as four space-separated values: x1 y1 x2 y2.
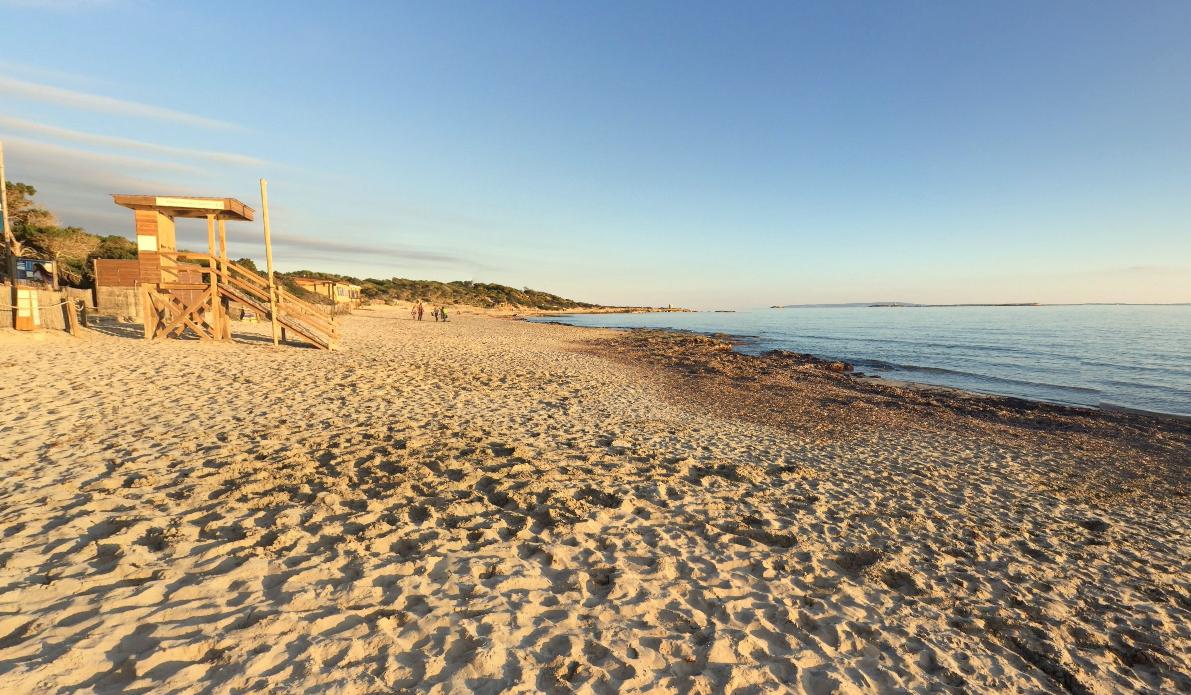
278 270 597 310
4 181 138 286
4 181 598 309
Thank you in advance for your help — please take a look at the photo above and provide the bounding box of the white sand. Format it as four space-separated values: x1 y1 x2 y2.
0 306 1187 693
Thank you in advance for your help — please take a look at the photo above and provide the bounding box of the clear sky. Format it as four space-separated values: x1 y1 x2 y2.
1 1 1188 307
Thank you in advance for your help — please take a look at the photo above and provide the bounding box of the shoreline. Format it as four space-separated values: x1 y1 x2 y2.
574 327 1189 500
1 308 1188 692
507 306 692 316
525 314 1191 421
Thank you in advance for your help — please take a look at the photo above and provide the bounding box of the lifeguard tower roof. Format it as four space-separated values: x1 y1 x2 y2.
112 194 255 221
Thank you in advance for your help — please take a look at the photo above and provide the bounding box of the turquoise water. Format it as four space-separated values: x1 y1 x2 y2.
531 306 1191 417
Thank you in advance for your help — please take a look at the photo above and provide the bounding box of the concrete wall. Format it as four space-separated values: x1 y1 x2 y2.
64 286 95 309
96 286 140 318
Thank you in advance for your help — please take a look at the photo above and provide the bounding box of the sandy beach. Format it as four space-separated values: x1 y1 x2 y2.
0 306 1187 694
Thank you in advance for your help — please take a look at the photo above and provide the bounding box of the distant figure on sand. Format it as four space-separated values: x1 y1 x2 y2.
431 307 440 322
439 306 448 322
416 302 425 321
410 304 417 320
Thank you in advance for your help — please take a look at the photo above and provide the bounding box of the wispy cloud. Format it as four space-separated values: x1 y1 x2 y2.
193 224 475 269
0 136 204 174
0 61 110 88
1119 265 1188 276
2 138 179 233
274 233 465 265
0 117 264 166
0 0 124 8
0 75 234 129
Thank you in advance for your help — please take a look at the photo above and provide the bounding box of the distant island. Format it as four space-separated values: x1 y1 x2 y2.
770 302 1187 308
771 301 1041 308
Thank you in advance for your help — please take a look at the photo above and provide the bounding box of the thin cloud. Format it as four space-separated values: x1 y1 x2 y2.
273 234 464 265
0 0 123 8
3 143 179 233
1121 265 1187 276
0 61 110 88
0 117 265 166
1 136 204 174
0 75 235 130
196 224 474 268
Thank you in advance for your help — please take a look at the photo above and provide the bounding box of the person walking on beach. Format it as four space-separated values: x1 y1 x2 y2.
416 302 425 321
410 303 417 320
439 306 448 322
431 306 440 322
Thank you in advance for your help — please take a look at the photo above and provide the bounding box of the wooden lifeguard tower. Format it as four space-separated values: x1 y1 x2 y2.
113 191 339 349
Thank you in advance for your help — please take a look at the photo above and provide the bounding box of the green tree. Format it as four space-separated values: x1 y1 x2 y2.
91 235 137 261
4 181 56 230
19 225 98 285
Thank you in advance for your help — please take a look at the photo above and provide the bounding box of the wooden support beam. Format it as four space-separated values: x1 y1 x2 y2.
180 311 212 340
140 284 154 340
159 283 211 290
157 287 214 340
147 290 171 339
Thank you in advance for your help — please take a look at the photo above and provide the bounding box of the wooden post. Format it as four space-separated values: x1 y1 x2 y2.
65 297 80 337
218 218 230 338
217 219 229 273
0 142 18 330
205 214 222 339
259 178 281 347
140 282 153 339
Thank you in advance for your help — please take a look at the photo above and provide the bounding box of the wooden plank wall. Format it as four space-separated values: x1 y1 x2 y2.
96 259 205 312
96 259 203 287
94 259 141 287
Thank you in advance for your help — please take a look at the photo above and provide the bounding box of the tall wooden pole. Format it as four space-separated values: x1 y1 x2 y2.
218 218 230 339
0 142 18 328
205 214 222 339
260 178 281 346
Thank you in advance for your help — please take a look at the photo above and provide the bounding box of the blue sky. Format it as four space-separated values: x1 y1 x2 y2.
1 1 1188 307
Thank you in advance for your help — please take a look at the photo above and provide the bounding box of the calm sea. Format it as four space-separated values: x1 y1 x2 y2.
531 305 1191 417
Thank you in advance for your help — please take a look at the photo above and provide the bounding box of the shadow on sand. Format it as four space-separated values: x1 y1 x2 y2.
85 317 318 349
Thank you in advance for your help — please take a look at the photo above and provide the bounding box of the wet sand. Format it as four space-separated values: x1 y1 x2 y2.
0 306 1187 693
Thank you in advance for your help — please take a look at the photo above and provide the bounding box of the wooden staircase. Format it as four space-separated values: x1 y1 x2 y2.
172 252 340 349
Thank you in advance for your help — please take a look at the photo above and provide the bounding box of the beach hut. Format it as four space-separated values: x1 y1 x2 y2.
291 277 362 309
111 192 340 349
112 195 253 342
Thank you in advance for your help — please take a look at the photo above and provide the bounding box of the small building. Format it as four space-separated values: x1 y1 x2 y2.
291 277 362 308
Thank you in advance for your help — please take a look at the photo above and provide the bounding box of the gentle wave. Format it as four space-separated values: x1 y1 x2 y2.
853 360 1103 395
768 332 1056 357
529 305 1191 416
